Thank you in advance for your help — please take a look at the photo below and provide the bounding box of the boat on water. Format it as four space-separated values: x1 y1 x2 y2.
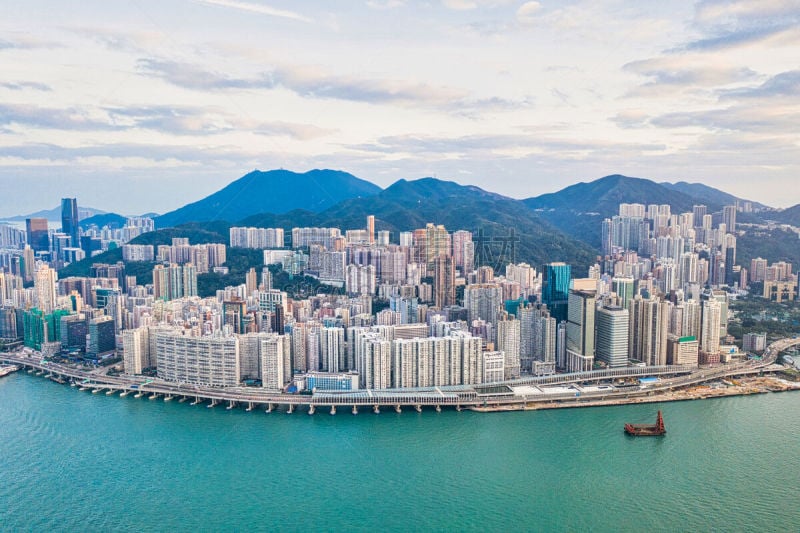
624 410 666 436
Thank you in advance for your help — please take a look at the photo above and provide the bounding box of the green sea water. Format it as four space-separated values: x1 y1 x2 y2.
1 373 799 532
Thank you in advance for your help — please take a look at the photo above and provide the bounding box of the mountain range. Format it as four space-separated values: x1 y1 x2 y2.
1 205 107 222
149 169 785 271
659 181 769 211
238 177 598 272
147 169 775 275
155 169 381 229
53 168 800 280
768 204 800 227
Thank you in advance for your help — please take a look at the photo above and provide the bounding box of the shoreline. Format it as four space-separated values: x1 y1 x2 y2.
12 366 799 415
4 337 800 414
470 376 800 412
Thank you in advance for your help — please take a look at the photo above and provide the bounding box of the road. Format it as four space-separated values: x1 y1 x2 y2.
2 337 798 410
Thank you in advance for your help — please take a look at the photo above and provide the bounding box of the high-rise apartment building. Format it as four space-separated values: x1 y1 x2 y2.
692 205 707 227
723 205 737 234
700 298 721 357
628 296 669 366
433 254 455 308
122 327 150 374
260 335 290 391
496 316 520 379
346 264 376 296
452 230 474 275
321 327 345 373
153 264 197 301
749 257 768 283
366 215 375 245
156 330 240 387
34 265 57 313
464 283 503 326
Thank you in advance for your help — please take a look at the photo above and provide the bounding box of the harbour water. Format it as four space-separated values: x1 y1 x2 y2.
1 373 799 532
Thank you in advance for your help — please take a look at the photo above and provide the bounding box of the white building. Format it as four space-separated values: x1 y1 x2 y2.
482 351 505 383
122 327 150 375
595 306 629 368
156 330 240 387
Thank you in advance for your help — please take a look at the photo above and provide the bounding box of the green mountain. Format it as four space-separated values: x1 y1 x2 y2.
522 175 699 248
244 177 598 274
525 174 700 214
659 181 769 210
80 213 127 230
737 228 800 272
521 174 763 248
156 169 382 228
58 224 229 282
770 204 800 226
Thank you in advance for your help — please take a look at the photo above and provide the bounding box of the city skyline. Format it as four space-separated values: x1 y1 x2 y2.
2 1 800 216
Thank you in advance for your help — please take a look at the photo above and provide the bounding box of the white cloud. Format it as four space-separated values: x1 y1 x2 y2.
1 0 799 211
366 0 405 8
191 0 311 22
516 1 542 24
443 0 478 9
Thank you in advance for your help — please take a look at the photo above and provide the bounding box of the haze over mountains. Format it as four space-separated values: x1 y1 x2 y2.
140 168 786 274
1 206 108 223
149 169 777 256
13 168 798 275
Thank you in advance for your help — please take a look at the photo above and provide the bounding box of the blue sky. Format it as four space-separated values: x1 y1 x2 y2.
1 0 799 216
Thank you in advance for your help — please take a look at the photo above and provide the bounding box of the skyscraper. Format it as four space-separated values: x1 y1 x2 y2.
700 298 721 358
26 217 50 253
420 223 450 275
542 262 571 322
433 254 456 308
452 230 474 275
496 316 520 379
260 335 289 391
628 296 669 366
612 277 635 311
321 326 345 372
595 306 629 368
34 265 58 313
88 315 116 357
61 198 79 247
722 205 736 234
153 264 195 301
566 289 596 368
464 283 503 326
122 327 150 375
243 267 257 294
692 205 707 227
366 215 375 245
22 245 35 282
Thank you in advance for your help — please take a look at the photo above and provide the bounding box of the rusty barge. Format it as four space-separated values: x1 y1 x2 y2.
624 410 666 436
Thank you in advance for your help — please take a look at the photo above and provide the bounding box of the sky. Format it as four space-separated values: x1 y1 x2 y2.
1 0 799 217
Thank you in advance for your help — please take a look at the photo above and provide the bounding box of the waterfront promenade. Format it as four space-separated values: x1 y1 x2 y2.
2 337 797 413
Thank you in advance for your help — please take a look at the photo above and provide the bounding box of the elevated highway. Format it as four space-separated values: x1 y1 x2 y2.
3 337 798 412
